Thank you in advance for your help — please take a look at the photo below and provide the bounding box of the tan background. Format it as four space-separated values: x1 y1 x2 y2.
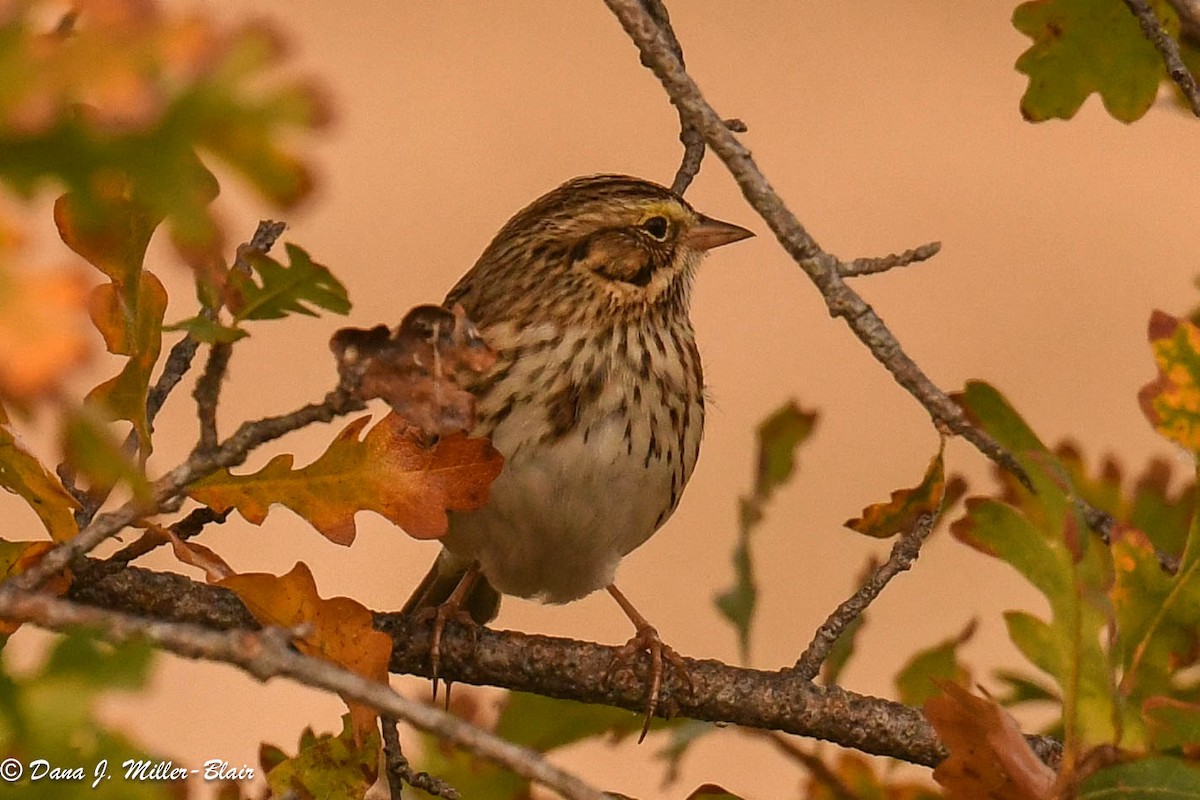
7 1 1200 797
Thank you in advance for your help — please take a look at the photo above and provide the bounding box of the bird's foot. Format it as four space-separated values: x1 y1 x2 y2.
413 600 479 705
602 622 694 743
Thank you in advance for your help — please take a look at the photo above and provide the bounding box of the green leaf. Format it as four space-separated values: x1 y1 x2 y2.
493 692 653 752
264 715 379 800
1079 756 1200 798
0 8 324 253
1013 0 1177 122
992 668 1061 707
164 315 248 344
0 406 79 541
952 382 1118 754
656 720 717 784
820 613 864 688
228 243 350 322
61 409 151 502
715 401 817 664
0 630 175 800
894 621 974 707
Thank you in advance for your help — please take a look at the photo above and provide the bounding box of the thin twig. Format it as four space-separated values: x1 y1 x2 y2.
793 514 936 680
1123 0 1200 117
381 715 461 799
635 0 704 195
840 241 942 277
602 0 1032 491
109 506 229 564
194 343 232 454
8 386 365 591
0 589 605 800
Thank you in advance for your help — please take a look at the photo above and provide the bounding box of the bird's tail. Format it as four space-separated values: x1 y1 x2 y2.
401 551 502 625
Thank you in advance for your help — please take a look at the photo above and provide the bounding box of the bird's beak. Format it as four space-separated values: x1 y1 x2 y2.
684 214 755 252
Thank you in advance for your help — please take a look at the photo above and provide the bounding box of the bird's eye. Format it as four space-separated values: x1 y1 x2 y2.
640 216 669 241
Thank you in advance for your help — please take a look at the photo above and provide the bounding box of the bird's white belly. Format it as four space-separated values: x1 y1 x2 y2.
442 409 674 604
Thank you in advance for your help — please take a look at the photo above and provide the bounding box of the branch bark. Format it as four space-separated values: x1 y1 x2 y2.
62 558 1064 770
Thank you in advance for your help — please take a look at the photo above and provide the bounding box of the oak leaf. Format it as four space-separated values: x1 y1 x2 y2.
0 404 79 541
188 413 503 545
925 682 1055 799
0 539 74 635
0 263 91 402
846 439 946 537
216 562 392 745
1140 310 1200 453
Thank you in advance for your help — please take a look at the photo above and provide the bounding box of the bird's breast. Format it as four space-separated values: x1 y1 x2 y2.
442 318 704 603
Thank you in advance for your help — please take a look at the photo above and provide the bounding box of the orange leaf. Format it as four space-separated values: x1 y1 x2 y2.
217 562 392 744
0 540 74 634
188 413 503 544
925 682 1055 799
0 262 91 402
846 440 947 538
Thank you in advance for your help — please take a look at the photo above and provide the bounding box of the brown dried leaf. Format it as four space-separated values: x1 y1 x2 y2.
188 413 503 544
163 526 232 582
0 539 73 635
926 682 1055 800
216 562 392 744
331 304 496 438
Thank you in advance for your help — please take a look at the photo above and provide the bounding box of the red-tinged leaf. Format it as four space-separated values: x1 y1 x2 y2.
0 263 91 402
1143 697 1200 754
263 714 379 800
925 682 1056 799
216 562 392 744
0 539 73 634
84 271 167 453
188 413 503 545
0 404 79 541
164 527 232 582
1140 310 1200 453
847 439 947 538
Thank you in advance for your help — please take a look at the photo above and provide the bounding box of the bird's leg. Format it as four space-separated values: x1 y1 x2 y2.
602 584 694 743
416 561 483 703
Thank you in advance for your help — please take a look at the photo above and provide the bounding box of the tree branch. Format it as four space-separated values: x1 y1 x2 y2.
61 557 1020 770
0 586 606 800
793 514 936 681
7 385 365 592
1123 0 1200 117
602 0 1032 491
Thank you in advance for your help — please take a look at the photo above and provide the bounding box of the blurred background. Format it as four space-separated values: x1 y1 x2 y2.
6 1 1200 797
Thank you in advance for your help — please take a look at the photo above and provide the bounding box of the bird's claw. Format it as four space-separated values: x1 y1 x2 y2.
602 623 693 743
415 602 479 706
